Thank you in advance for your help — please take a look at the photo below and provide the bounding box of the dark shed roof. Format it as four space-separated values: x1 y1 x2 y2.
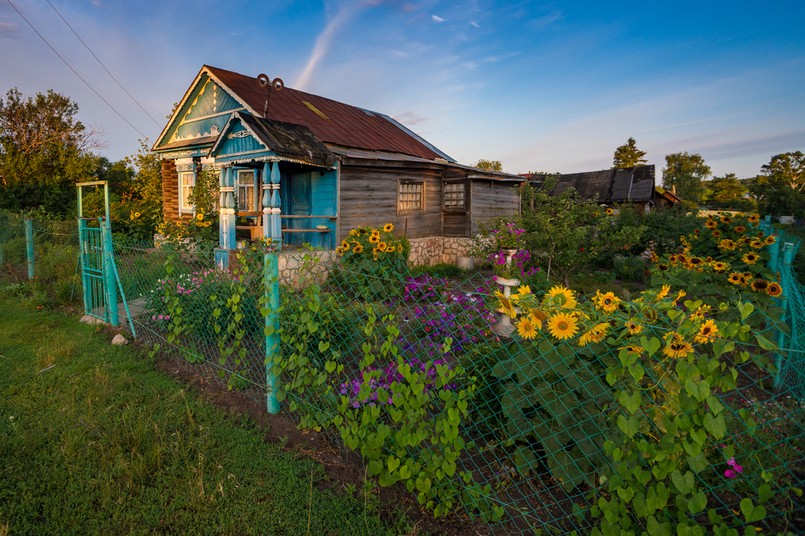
527 165 656 203
205 65 453 162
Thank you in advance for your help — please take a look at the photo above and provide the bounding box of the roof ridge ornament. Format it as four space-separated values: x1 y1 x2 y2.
257 73 284 118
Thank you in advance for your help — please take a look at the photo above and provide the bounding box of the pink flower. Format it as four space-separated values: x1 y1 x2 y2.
724 457 743 479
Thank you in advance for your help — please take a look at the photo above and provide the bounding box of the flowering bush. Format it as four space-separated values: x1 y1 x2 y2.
492 281 798 533
330 223 410 301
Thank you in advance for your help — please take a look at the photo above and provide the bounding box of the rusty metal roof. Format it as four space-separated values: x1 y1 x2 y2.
204 65 454 162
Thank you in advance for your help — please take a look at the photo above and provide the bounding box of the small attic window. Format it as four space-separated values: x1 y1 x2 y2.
301 101 330 120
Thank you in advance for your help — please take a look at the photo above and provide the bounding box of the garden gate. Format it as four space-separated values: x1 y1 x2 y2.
76 181 135 336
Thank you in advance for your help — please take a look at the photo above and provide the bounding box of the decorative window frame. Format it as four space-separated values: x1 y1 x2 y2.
178 166 195 214
397 179 425 214
236 168 256 212
443 180 467 210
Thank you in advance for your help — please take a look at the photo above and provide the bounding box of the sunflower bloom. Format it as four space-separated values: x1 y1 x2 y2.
663 334 694 359
689 305 711 322
625 319 643 335
578 322 609 346
742 252 759 265
712 261 730 273
728 272 743 285
369 234 380 244
734 225 746 234
353 243 364 254
547 312 579 340
383 223 394 233
377 241 388 252
694 320 719 344
705 219 717 229
750 239 763 249
498 295 518 319
516 316 539 339
748 214 760 224
545 285 577 309
764 235 776 245
656 284 671 301
593 291 621 313
766 282 783 297
751 279 769 293
673 289 687 305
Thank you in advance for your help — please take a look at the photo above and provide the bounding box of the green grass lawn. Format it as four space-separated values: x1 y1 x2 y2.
0 297 407 535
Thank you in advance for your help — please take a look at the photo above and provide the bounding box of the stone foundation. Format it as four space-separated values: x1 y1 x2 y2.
407 237 475 266
278 250 337 288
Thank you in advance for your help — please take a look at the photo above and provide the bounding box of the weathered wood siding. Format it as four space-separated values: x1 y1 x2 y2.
338 159 444 241
470 180 520 234
162 159 180 222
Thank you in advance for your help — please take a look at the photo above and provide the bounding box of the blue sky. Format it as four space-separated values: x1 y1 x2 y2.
2 0 803 178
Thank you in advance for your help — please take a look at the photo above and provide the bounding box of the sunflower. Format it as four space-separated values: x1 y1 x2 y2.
741 272 754 286
712 261 730 273
352 243 364 254
578 323 609 346
605 207 614 215
657 263 669 271
727 272 743 285
516 316 540 339
383 223 394 233
719 239 737 251
547 312 579 340
669 254 679 264
656 284 671 301
734 225 746 234
341 240 350 250
497 295 518 319
712 230 722 238
516 285 532 297
377 241 388 252
673 289 687 304
545 285 577 309
705 219 718 229
196 213 204 222
719 215 732 224
689 257 704 269
766 282 783 297
694 320 719 344
369 233 381 244
748 214 760 224
764 235 776 245
689 305 711 322
751 279 769 293
621 345 644 356
335 246 345 255
742 252 759 265
625 319 643 335
593 291 621 313
663 334 694 359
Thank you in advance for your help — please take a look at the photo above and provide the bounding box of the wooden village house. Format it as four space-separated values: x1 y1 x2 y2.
152 65 523 268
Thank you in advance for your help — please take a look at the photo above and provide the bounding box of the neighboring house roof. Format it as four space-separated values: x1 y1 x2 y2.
153 65 454 163
655 186 682 205
525 165 656 203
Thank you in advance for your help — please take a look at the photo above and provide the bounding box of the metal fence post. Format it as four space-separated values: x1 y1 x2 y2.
264 251 281 414
25 218 34 280
102 218 119 327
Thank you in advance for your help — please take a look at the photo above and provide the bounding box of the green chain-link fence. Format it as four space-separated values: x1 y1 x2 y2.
112 227 804 534
2 211 802 533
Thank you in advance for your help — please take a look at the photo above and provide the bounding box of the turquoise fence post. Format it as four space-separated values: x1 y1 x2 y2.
768 234 781 274
77 218 91 315
264 250 281 414
773 242 795 389
102 218 119 327
25 218 34 280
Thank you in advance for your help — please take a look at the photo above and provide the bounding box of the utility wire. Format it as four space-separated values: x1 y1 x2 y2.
45 0 162 129
6 0 149 140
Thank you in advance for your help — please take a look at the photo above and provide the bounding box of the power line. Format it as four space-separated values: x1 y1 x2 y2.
45 0 162 129
6 0 150 140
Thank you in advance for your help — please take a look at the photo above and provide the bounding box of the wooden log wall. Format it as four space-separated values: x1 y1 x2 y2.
162 159 180 222
470 180 520 234
338 158 444 241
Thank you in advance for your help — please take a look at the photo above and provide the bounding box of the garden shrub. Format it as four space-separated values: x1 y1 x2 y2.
329 223 409 301
493 278 800 533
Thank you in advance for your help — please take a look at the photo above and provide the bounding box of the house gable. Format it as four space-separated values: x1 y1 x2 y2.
153 70 248 156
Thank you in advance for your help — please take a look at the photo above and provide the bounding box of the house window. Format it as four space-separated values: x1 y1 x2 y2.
237 169 255 211
398 180 424 212
179 171 194 213
443 182 465 209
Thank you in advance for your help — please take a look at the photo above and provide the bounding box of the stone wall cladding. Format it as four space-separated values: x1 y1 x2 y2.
276 237 475 286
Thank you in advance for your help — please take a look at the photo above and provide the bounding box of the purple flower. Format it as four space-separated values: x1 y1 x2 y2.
724 457 744 478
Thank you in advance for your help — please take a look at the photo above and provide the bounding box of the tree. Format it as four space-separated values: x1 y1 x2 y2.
750 151 804 218
0 88 100 215
474 159 503 172
662 152 711 207
703 173 753 210
613 137 647 169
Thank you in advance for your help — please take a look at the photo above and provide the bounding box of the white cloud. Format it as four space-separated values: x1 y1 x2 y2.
432 15 445 23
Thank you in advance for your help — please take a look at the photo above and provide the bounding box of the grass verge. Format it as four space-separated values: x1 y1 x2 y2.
0 296 407 535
